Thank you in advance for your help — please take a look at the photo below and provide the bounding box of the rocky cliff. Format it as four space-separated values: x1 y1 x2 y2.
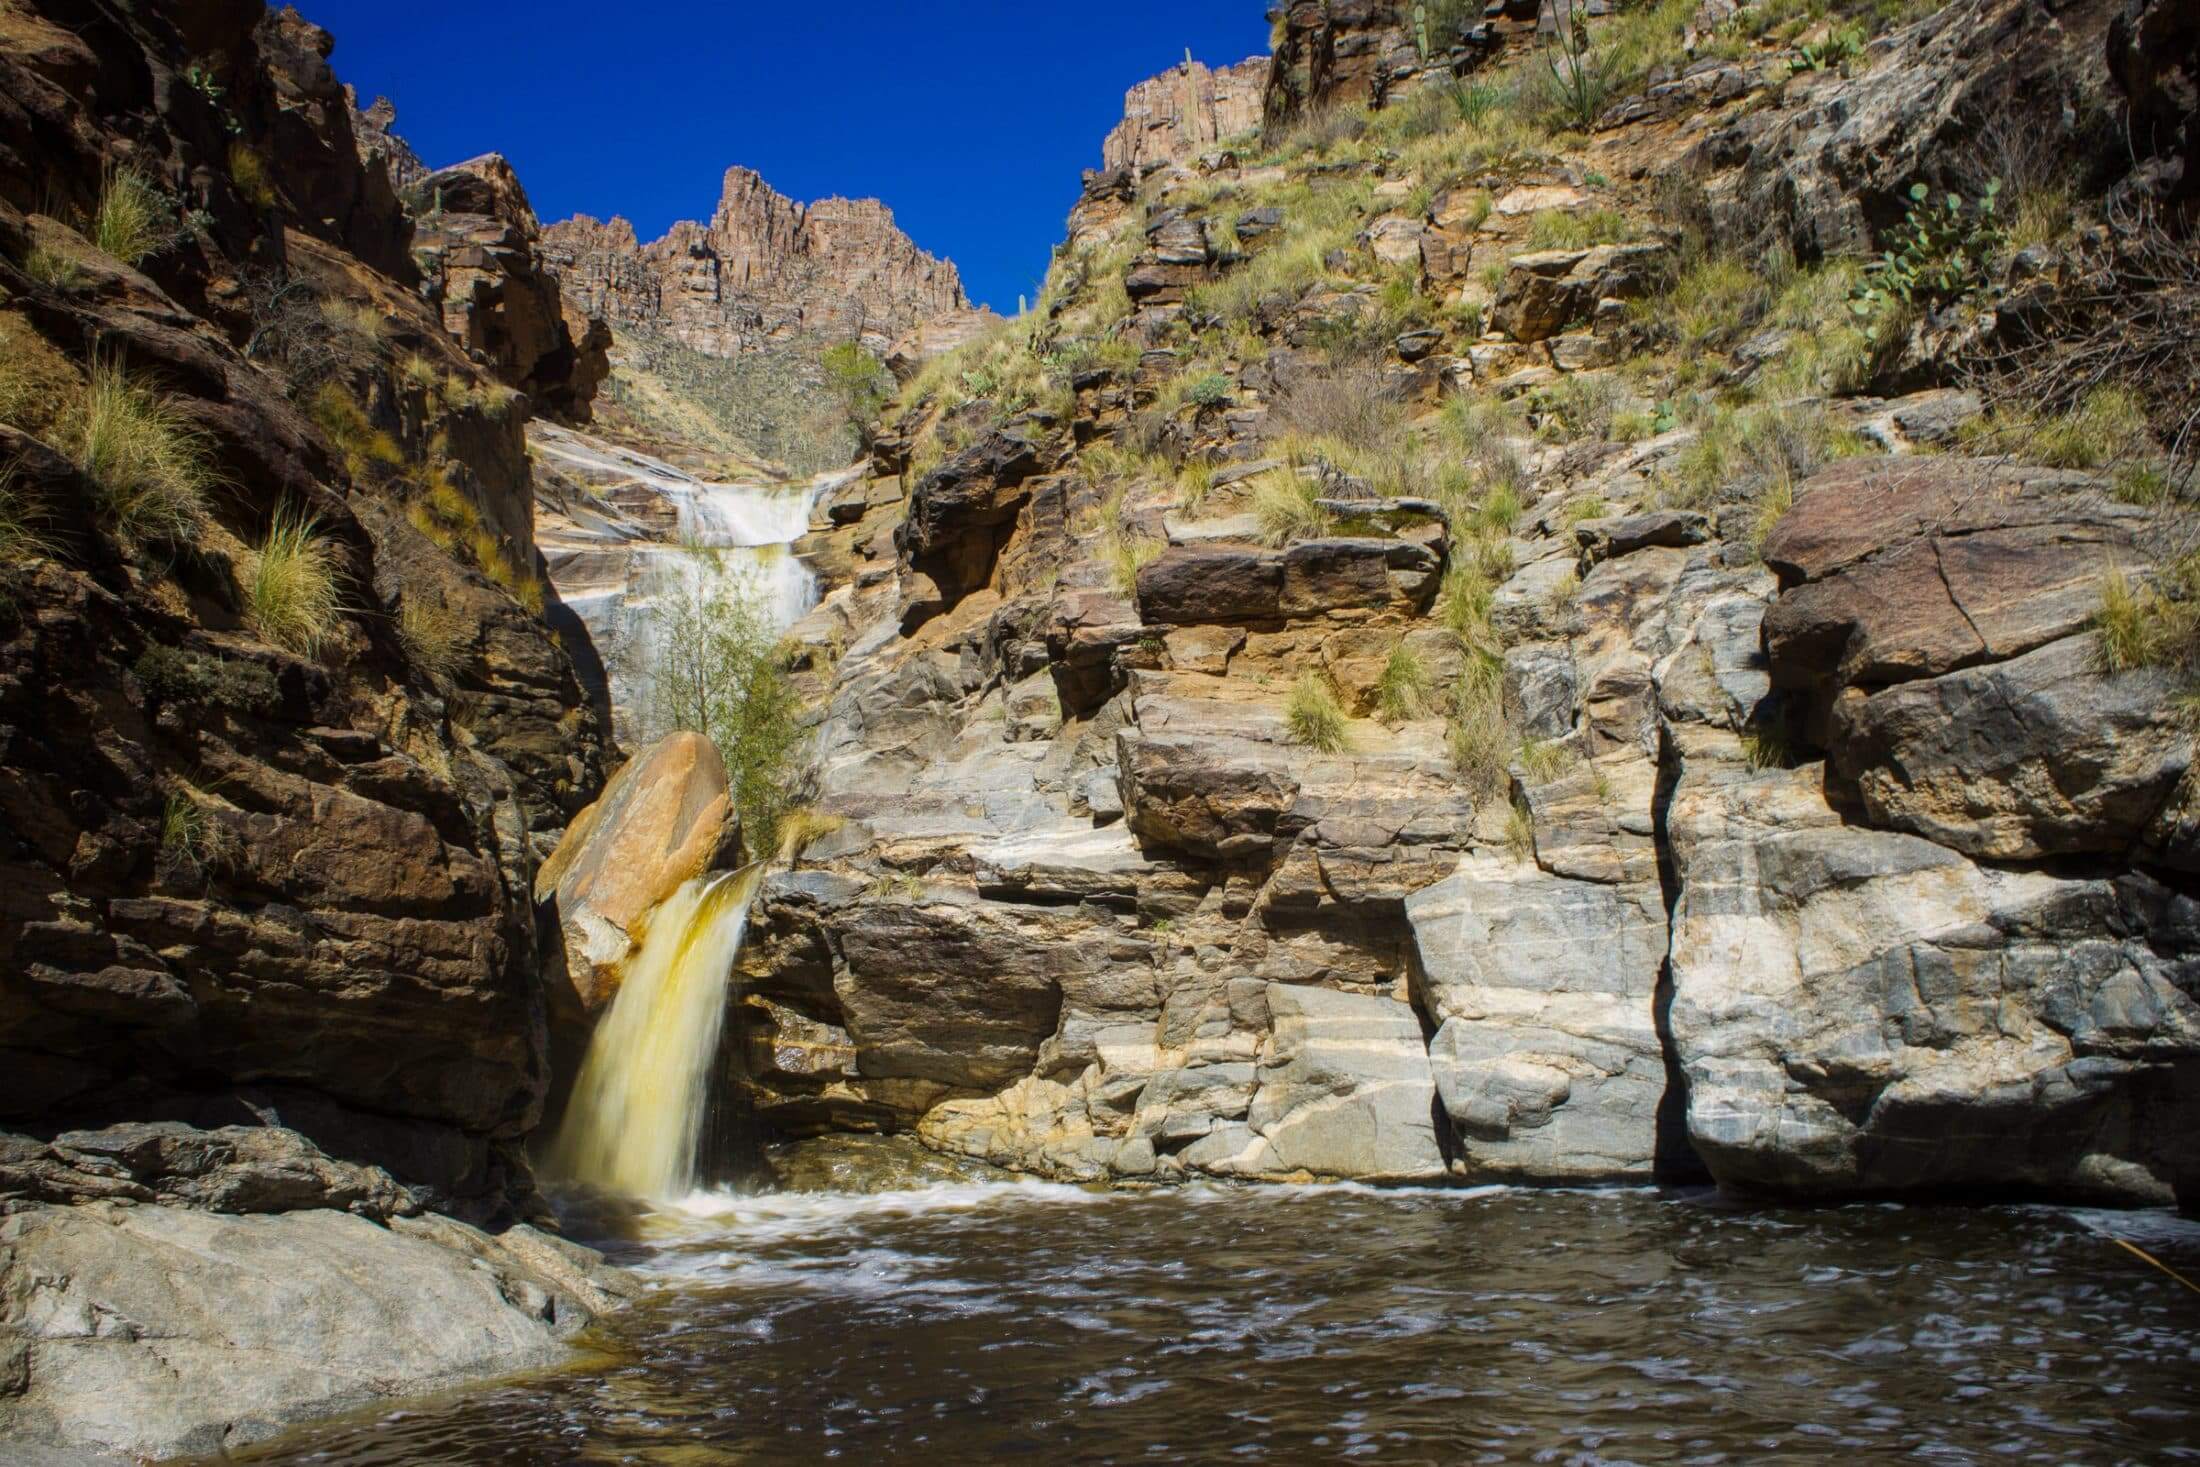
543 167 989 360
0 1 625 1456
735 0 2200 1207
1101 57 1269 173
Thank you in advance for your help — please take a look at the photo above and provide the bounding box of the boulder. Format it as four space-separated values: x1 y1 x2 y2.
0 1199 631 1462
1221 985 1446 1183
1831 635 2191 864
1407 856 1675 1180
1489 243 1669 343
0 1124 416 1220
535 733 740 1018
1136 545 1285 625
1762 459 2149 697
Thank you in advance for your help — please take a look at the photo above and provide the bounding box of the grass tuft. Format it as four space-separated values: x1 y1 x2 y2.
93 166 166 266
245 506 344 656
1376 642 1435 723
1285 672 1352 753
397 594 470 679
68 358 212 545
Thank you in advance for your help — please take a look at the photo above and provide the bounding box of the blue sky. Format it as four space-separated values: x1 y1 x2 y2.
301 1 1272 313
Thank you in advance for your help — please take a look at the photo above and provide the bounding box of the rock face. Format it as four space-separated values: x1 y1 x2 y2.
536 733 741 1021
405 151 612 424
543 167 990 360
1101 58 1268 173
0 1 622 1453
734 0 2199 1210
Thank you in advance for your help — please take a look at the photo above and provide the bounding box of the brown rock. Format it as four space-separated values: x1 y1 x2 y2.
536 733 741 1018
1101 58 1267 173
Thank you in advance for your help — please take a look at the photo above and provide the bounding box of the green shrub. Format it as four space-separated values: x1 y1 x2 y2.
245 507 344 656
1285 672 1352 753
1183 371 1234 409
645 565 807 856
92 166 166 266
1533 9 1621 130
69 358 212 545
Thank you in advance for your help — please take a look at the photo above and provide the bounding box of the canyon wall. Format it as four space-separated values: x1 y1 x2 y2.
1100 57 1269 173
733 0 2200 1207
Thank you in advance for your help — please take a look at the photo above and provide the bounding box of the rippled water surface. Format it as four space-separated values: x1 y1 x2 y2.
248 1142 2200 1465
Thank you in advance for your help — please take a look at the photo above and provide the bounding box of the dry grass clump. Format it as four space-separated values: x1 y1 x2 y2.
228 143 277 210
398 593 470 679
1376 642 1435 723
1252 469 1335 547
1450 655 1515 800
244 507 344 656
161 787 239 873
1284 672 1352 753
308 383 405 481
92 166 165 266
1958 385 2155 471
0 465 56 565
23 241 84 289
68 358 213 545
2093 563 2200 676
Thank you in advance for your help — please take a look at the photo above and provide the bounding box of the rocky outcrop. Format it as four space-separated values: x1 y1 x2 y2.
408 153 612 424
733 0 2198 1210
1101 58 1268 173
542 167 990 360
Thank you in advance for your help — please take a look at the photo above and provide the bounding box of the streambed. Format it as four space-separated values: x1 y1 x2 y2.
238 1140 2200 1465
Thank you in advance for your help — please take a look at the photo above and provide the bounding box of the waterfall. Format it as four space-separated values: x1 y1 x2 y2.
547 866 764 1200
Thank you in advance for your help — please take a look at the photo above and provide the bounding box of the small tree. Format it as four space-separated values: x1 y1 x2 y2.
644 560 806 858
820 341 893 447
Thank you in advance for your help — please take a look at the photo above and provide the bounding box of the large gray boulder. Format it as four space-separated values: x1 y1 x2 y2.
0 1193 632 1462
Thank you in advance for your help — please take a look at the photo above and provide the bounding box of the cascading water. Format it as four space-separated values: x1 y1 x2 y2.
547 866 766 1200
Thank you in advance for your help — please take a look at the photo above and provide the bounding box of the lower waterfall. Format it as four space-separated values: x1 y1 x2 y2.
546 866 764 1200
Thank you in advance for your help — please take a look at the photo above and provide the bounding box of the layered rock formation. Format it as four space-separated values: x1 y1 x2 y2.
725 0 2199 1207
1101 57 1268 173
543 167 989 360
0 1 624 1456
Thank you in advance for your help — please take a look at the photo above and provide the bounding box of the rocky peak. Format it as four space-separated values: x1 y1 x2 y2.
543 165 993 360
1100 56 1268 173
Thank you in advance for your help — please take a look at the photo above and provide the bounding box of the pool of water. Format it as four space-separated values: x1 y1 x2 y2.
242 1140 2200 1465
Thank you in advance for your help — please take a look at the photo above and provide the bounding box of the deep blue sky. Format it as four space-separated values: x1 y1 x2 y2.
300 1 1271 313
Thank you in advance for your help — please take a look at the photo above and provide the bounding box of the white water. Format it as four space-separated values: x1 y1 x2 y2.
547 869 763 1200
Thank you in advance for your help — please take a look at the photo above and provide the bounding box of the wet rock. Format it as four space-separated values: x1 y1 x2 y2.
536 734 741 1019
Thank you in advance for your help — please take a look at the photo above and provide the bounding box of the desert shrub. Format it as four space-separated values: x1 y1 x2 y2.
1451 655 1513 799
1533 374 1626 444
1853 181 2003 315
92 166 165 266
1272 364 1406 451
1958 385 2154 470
643 565 806 856
1517 737 1579 784
161 790 237 873
244 507 344 656
1252 470 1333 546
1526 208 1632 251
320 298 389 347
1532 7 1622 130
1504 795 1537 861
0 465 54 564
68 358 212 545
398 594 469 679
24 242 83 289
1285 672 1351 753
